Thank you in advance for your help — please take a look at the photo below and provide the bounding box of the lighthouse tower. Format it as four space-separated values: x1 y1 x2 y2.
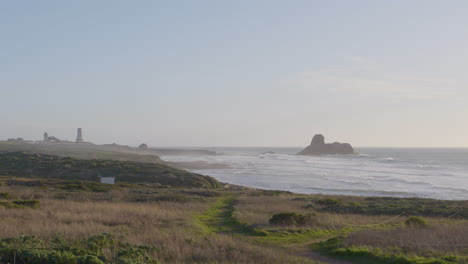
76 128 84 143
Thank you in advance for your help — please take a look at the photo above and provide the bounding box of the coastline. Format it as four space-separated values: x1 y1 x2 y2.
159 147 468 201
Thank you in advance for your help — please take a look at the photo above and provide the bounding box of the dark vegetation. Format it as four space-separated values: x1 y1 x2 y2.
0 152 221 188
0 200 39 209
314 236 465 264
1 178 123 193
302 196 468 219
269 212 316 226
405 216 429 228
0 233 159 264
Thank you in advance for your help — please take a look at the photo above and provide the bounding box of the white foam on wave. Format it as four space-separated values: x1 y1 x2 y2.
417 164 440 169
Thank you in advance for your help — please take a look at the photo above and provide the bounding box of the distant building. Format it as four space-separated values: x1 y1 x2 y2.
76 128 84 143
45 135 62 143
7 137 24 143
139 143 148 150
100 177 115 184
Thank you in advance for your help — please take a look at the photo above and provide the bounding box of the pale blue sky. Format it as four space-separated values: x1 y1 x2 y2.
1 1 467 147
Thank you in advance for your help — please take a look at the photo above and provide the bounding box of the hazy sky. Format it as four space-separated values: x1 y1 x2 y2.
1 1 467 147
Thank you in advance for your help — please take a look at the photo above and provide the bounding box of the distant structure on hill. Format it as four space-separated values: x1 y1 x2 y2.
40 128 87 144
298 134 355 155
76 128 84 143
43 132 63 143
100 176 115 184
7 137 25 143
139 143 148 150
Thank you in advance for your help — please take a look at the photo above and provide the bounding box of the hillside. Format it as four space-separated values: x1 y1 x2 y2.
0 152 221 188
0 141 164 164
0 141 226 170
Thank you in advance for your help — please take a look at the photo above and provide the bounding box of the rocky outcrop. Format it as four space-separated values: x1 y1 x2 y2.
297 134 354 155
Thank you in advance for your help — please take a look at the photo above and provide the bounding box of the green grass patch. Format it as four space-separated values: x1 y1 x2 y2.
405 216 429 228
309 196 468 219
195 196 266 236
255 227 358 245
0 192 14 199
0 233 161 264
0 199 40 209
312 237 463 264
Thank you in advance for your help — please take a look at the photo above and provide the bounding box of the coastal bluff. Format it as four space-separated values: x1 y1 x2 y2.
297 134 355 155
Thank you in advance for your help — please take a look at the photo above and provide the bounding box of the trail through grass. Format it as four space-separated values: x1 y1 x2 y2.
197 196 431 264
195 195 265 236
195 195 354 264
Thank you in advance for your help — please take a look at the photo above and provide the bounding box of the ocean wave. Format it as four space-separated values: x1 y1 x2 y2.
417 164 441 169
376 157 395 162
160 150 468 200
301 186 421 197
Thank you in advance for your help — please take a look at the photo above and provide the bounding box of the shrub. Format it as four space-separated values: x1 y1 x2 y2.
12 200 40 209
269 213 297 225
269 212 315 226
0 192 14 199
405 216 429 228
316 198 342 207
77 255 105 264
0 200 40 209
0 201 14 208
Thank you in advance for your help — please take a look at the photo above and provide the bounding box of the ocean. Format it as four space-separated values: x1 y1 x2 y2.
159 147 468 200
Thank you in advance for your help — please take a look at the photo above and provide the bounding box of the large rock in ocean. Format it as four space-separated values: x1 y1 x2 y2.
297 134 355 155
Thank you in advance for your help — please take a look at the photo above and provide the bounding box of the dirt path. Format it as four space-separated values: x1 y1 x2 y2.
197 196 354 264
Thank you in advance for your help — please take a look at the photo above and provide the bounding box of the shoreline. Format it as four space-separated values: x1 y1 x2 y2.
220 182 468 201
159 150 468 201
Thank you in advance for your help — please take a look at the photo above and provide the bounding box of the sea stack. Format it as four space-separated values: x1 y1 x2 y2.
297 134 355 155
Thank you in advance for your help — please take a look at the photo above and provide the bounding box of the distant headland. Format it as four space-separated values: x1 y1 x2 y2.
5 128 216 156
1 128 224 170
297 134 355 155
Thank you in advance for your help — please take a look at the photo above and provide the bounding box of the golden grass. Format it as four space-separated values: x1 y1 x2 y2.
0 185 320 263
4 182 465 263
344 221 468 256
0 199 203 241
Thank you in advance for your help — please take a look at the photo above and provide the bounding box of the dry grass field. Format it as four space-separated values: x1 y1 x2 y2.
1 177 467 264
0 179 320 264
234 195 406 229
233 193 468 264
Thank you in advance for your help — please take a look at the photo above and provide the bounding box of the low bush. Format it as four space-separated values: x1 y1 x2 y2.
13 200 40 209
316 198 342 207
269 212 315 226
0 199 40 209
0 192 14 199
405 216 429 228
302 204 315 209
